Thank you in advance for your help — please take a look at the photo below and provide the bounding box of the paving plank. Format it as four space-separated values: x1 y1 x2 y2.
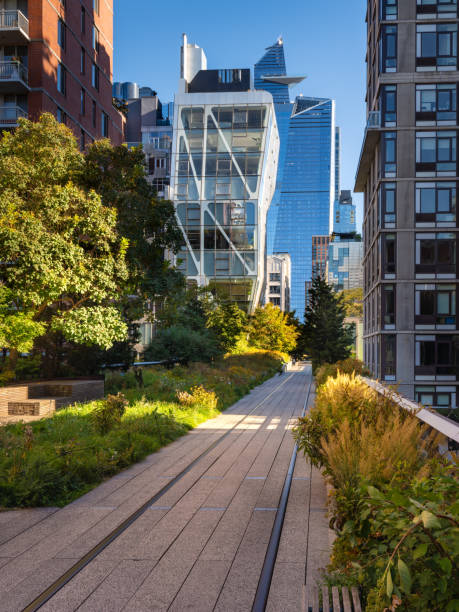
265 562 305 612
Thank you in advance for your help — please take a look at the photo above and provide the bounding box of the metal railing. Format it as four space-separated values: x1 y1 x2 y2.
0 61 28 85
0 105 27 124
361 376 459 453
0 10 29 36
366 110 381 129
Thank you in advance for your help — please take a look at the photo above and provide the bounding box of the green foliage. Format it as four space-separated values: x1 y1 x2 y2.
315 357 370 387
301 276 354 370
206 302 248 352
248 303 299 354
144 325 222 364
91 392 128 434
338 287 363 319
176 385 218 411
0 351 283 507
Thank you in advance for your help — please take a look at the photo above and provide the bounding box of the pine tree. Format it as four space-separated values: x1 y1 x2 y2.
300 276 354 370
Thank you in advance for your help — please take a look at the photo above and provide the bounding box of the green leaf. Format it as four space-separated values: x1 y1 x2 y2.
446 600 459 612
420 510 442 530
398 558 412 594
386 569 394 598
367 485 384 500
438 558 452 577
391 491 409 507
413 543 428 559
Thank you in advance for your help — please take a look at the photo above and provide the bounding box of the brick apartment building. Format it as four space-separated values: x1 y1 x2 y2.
0 0 123 145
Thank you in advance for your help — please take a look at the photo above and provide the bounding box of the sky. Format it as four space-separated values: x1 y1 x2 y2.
113 0 367 230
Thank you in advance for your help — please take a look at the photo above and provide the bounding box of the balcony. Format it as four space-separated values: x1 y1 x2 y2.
0 61 29 94
0 105 27 128
354 111 381 192
0 10 30 45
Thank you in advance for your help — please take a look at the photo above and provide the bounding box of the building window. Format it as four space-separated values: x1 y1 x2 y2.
416 0 458 18
270 285 281 294
416 131 457 176
80 129 85 151
81 7 85 33
93 0 100 15
101 111 108 137
381 85 396 126
383 334 396 380
92 63 99 90
270 273 281 282
416 24 458 71
80 47 85 74
92 100 97 127
270 297 281 306
416 182 456 224
381 132 397 177
416 284 456 326
57 63 66 95
383 233 396 276
93 26 99 53
56 107 66 124
155 158 166 168
383 284 396 327
415 232 456 275
58 18 66 50
416 84 457 125
415 335 458 376
381 0 398 19
415 386 456 410
80 89 85 115
380 182 396 226
380 25 397 72
218 69 242 84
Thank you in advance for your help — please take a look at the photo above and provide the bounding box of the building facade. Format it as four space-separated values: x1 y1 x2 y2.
333 190 357 235
312 235 330 278
356 0 459 406
255 40 335 320
170 35 279 312
0 0 123 144
265 253 291 311
327 238 364 291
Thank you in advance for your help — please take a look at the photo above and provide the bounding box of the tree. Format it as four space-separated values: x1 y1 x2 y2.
0 114 128 375
206 302 248 352
248 303 299 354
144 325 222 365
339 287 363 319
300 276 354 370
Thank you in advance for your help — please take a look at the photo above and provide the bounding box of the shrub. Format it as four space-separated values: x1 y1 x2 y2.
144 325 223 364
91 393 128 434
315 357 370 387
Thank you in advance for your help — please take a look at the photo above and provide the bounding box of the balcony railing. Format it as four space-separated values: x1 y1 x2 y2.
354 111 382 192
0 61 28 86
0 105 27 126
0 10 29 39
366 110 381 129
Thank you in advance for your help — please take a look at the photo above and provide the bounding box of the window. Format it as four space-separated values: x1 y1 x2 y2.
416 131 457 175
416 182 456 224
270 297 281 306
270 285 281 294
91 63 99 90
80 129 85 151
101 111 108 137
415 335 458 376
56 107 66 124
155 158 166 168
383 334 396 379
416 284 456 326
80 89 85 115
417 0 458 18
416 232 456 274
416 84 457 124
57 63 66 95
80 47 85 74
416 24 457 70
380 182 396 226
415 386 456 410
381 25 397 72
381 0 397 19
381 85 396 126
383 233 396 276
92 100 97 127
383 284 396 326
381 132 397 177
81 7 85 33
270 273 281 282
58 18 66 50
218 69 242 84
93 26 99 53
93 0 100 14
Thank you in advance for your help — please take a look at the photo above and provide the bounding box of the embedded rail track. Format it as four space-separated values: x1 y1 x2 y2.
21 367 313 612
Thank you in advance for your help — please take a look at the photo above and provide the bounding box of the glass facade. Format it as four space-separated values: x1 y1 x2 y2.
255 40 335 319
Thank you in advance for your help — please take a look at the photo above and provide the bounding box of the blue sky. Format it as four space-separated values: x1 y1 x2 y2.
114 0 367 230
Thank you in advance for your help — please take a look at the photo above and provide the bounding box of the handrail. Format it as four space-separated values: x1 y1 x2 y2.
0 60 28 85
360 376 459 444
0 9 29 36
0 105 27 122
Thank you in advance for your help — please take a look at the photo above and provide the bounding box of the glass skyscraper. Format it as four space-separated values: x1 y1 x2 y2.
255 40 335 319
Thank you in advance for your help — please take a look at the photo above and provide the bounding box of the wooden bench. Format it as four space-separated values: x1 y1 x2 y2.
303 585 362 612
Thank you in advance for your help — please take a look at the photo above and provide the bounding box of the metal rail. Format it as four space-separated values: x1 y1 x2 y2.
22 370 297 612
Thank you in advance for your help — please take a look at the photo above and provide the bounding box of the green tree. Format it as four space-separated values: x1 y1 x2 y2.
144 325 222 365
0 114 129 375
248 303 299 354
300 276 354 370
206 302 248 352
339 287 363 319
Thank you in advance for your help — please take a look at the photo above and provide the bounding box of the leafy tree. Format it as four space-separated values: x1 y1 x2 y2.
144 325 222 364
206 302 248 352
248 303 299 354
300 276 354 370
339 287 363 319
0 114 128 374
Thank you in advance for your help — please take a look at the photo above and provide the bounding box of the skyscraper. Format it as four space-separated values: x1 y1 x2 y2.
356 0 459 406
170 35 279 312
255 40 335 319
0 0 123 145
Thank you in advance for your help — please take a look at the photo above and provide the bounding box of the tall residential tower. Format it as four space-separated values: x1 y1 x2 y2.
356 0 459 406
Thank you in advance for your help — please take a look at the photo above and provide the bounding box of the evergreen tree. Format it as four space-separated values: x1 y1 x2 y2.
301 276 354 370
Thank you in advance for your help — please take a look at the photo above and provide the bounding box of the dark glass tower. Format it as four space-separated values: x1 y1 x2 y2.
255 40 335 319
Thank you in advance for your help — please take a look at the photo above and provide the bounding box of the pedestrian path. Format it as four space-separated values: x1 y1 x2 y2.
0 364 333 611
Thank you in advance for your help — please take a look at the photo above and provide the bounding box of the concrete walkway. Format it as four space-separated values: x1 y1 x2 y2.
0 365 332 611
